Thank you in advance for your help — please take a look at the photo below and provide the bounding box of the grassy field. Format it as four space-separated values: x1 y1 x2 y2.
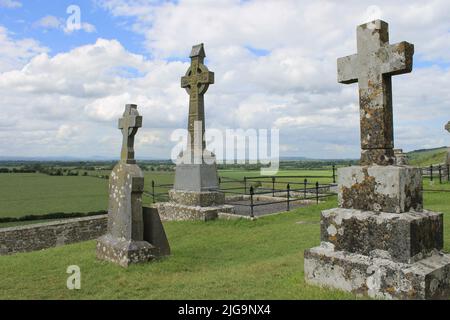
0 169 335 220
407 147 448 167
0 198 358 299
0 192 449 300
0 173 108 218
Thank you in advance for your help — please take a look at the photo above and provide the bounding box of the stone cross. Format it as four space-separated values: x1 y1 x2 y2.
118 104 142 164
445 121 450 133
181 43 214 153
337 20 414 165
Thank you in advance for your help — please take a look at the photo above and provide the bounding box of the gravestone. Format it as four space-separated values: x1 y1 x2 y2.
97 104 170 267
155 44 233 221
304 20 450 299
394 149 408 165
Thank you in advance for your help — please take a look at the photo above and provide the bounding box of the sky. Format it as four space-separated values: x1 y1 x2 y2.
0 0 449 160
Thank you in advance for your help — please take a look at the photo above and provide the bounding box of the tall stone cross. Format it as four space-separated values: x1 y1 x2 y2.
181 43 214 154
337 20 414 165
445 121 450 133
118 104 142 164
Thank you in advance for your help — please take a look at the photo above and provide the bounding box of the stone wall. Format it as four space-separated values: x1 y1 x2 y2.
0 215 107 255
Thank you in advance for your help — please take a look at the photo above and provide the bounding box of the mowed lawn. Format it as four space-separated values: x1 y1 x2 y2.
0 189 448 299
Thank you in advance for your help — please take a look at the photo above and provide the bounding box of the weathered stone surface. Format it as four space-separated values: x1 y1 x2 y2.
97 104 161 267
320 208 443 263
445 121 450 133
154 202 233 221
0 215 107 255
304 242 450 300
97 234 156 267
338 20 414 165
143 207 170 257
181 43 214 153
173 162 220 192
338 165 422 213
173 44 221 193
169 189 225 207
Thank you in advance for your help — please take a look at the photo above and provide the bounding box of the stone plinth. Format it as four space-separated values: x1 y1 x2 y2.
97 234 156 267
154 202 234 222
338 165 422 213
173 152 220 192
169 189 225 207
304 242 450 300
320 208 443 263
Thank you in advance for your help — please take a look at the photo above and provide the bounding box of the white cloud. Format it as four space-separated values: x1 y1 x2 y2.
1 1 450 159
0 25 48 72
34 15 62 29
0 0 21 8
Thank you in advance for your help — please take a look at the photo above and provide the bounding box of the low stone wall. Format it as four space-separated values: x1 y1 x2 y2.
0 215 107 255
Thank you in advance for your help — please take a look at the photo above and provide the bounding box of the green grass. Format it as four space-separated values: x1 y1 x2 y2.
0 192 448 300
0 197 359 300
0 173 108 218
0 169 334 221
407 147 448 167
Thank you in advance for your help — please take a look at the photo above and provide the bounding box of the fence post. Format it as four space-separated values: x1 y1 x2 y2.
316 182 319 204
219 177 221 185
332 165 336 184
430 165 433 182
287 184 290 211
304 178 307 199
244 177 247 195
447 164 450 181
272 177 275 197
152 180 155 204
250 186 254 218
439 165 442 184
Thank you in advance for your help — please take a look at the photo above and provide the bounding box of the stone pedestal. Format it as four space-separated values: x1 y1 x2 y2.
304 165 450 299
157 150 233 221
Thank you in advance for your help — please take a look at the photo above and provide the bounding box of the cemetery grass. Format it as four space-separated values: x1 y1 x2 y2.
0 190 449 299
0 197 362 300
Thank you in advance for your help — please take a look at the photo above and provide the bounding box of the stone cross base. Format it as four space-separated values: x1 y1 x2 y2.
96 235 156 268
320 208 443 263
169 189 225 207
338 165 422 213
304 207 450 299
154 202 234 221
173 152 220 192
304 242 450 300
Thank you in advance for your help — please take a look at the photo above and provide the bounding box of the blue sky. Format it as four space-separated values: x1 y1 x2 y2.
0 0 449 160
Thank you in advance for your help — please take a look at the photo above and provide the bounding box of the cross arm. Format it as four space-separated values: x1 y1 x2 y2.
337 54 358 84
382 41 414 76
181 75 190 88
199 71 214 85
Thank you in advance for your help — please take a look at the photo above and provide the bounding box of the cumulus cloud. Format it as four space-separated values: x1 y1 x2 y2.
1 0 450 159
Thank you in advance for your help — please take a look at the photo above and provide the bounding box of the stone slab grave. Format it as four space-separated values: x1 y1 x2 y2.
97 104 170 267
155 44 233 221
304 20 450 299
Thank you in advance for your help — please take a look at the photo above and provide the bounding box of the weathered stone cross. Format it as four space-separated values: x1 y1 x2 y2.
338 20 414 165
181 43 214 153
118 104 142 164
445 121 450 133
